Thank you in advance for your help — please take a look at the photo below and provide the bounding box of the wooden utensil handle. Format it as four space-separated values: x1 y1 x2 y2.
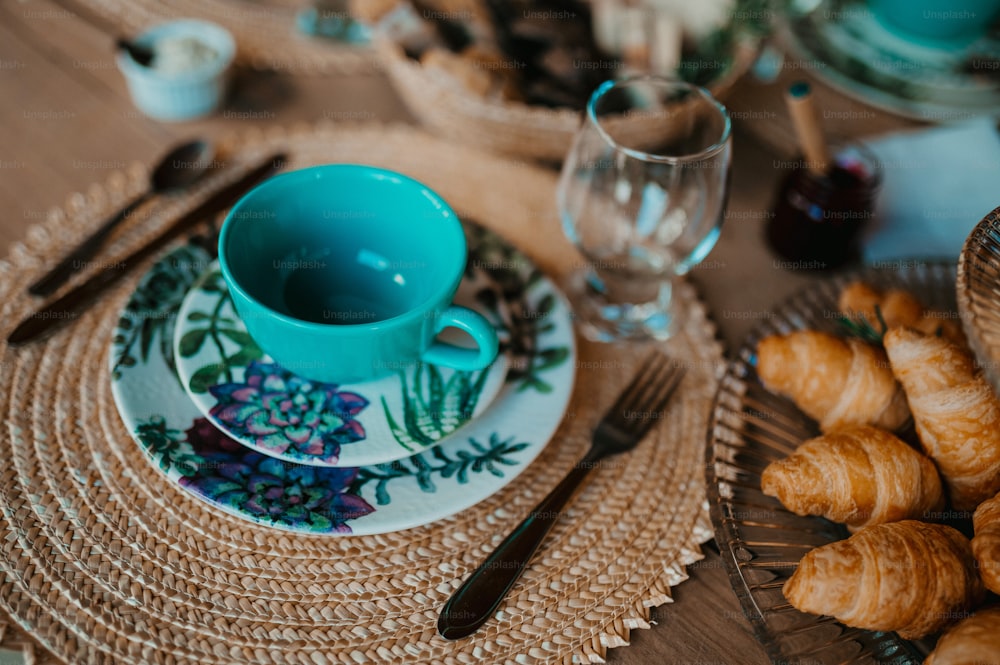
28 190 152 297
786 81 830 176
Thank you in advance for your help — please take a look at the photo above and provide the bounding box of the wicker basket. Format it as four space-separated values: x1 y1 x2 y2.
957 205 1000 395
371 0 760 162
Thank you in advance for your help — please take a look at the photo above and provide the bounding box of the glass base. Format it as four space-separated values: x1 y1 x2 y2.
565 270 679 343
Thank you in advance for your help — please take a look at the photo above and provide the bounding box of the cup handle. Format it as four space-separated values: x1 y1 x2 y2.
421 306 499 371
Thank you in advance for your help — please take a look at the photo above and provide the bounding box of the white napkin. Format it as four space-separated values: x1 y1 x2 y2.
861 117 1000 262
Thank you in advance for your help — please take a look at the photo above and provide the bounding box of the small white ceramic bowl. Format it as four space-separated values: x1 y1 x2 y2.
117 19 235 122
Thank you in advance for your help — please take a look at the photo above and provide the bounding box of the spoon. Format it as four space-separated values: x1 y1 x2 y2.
116 37 155 67
28 139 215 297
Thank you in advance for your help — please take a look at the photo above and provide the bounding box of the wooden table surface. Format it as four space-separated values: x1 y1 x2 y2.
0 2 922 663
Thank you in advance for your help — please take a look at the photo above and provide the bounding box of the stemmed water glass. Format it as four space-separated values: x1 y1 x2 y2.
557 76 732 341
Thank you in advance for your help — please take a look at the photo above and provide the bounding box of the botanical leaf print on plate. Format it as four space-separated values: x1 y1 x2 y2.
111 244 212 382
139 415 374 533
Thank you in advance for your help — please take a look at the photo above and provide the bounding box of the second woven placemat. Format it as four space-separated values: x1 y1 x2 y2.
0 123 721 664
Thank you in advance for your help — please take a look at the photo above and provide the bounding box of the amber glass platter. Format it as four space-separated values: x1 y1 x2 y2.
706 261 959 664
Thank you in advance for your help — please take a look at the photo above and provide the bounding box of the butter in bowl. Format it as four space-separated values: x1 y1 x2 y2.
116 19 235 122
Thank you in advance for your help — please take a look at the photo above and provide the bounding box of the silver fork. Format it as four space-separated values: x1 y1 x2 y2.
437 353 686 640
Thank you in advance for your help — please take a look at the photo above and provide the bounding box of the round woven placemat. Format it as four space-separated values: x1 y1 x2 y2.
0 123 721 665
73 0 379 75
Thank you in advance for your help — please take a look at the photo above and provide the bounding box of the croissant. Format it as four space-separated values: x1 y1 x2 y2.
784 520 983 639
761 426 943 529
840 282 920 328
883 327 1000 510
839 281 965 345
756 330 909 432
973 492 1000 594
925 606 1000 665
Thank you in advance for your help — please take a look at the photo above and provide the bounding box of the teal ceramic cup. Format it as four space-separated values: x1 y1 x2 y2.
218 164 499 383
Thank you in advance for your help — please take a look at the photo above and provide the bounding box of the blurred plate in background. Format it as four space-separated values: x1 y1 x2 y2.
779 0 1000 122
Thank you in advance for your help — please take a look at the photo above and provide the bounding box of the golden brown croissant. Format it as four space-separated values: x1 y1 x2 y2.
784 520 983 639
884 327 1000 510
973 492 1000 594
839 281 965 345
756 330 909 432
925 606 1000 665
761 425 943 529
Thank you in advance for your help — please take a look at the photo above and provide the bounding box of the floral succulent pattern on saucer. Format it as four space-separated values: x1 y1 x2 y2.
208 361 369 462
109 224 576 535
173 248 512 468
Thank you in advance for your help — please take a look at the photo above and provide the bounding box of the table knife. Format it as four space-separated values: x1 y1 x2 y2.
7 152 287 347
